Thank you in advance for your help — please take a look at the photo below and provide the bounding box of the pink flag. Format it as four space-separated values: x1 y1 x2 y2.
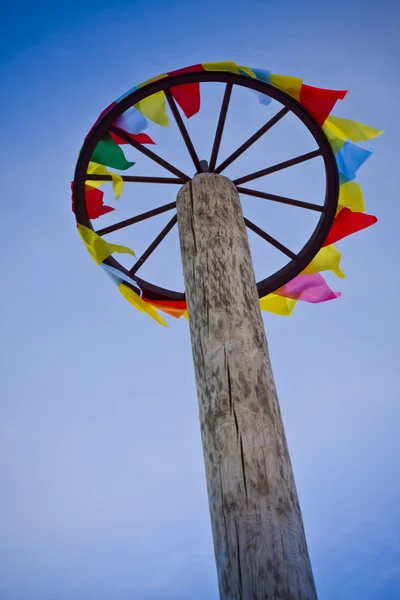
275 273 340 303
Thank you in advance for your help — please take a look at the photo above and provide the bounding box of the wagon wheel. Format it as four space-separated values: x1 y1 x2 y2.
73 70 339 303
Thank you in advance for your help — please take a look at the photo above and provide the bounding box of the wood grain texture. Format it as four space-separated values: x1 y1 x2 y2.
177 174 317 600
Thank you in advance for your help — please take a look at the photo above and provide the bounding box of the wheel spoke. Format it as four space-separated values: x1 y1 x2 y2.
244 217 296 259
165 90 202 173
87 174 183 184
129 213 178 275
109 125 190 181
234 149 321 185
209 83 233 172
238 187 324 212
215 106 289 174
96 202 177 236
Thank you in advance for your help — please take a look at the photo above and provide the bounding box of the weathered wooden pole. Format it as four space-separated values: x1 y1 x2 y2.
177 173 317 600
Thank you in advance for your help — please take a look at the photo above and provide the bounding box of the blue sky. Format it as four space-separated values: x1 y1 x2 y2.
0 1 399 599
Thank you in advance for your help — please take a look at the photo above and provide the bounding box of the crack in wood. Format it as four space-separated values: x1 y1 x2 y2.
225 348 233 414
219 466 230 562
240 434 248 503
233 406 240 440
234 517 244 600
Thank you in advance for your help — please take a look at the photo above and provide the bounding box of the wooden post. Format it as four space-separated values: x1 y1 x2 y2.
176 173 317 600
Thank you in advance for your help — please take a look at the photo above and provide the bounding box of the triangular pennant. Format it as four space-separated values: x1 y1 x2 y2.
259 294 297 316
71 183 114 219
302 245 345 278
77 225 136 265
299 85 347 125
87 162 124 199
275 273 340 303
323 208 377 246
109 129 155 146
91 132 135 170
135 91 169 127
335 142 372 182
118 284 168 326
325 116 383 142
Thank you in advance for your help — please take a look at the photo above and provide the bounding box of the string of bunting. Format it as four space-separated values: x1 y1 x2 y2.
73 61 382 325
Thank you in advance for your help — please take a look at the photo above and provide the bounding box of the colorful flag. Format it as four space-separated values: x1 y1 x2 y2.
109 129 155 146
259 294 297 316
335 141 372 182
91 132 135 170
87 162 124 199
71 183 114 219
101 263 139 287
324 116 383 142
118 284 168 326
270 74 303 100
168 64 203 118
202 61 239 73
244 67 272 104
299 85 347 126
323 208 377 246
338 181 365 212
275 273 340 303
170 83 200 118
302 245 345 278
135 91 169 127
250 68 272 83
144 298 188 318
114 107 148 134
78 225 136 265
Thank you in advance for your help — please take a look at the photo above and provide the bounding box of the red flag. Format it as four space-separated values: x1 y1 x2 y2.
146 299 187 309
168 64 204 77
323 207 377 246
299 84 347 125
170 83 200 117
168 64 204 118
109 129 155 145
143 298 188 318
71 183 114 220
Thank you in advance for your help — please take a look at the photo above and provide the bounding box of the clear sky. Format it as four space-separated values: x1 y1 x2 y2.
0 1 399 599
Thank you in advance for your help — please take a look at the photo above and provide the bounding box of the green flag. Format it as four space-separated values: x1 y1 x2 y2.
92 132 135 170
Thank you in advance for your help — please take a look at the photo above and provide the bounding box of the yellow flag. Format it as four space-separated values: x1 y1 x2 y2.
237 65 256 78
135 90 169 127
78 224 136 265
325 116 383 142
329 136 346 154
322 122 346 153
182 309 189 320
118 283 168 326
259 294 297 316
138 73 168 88
322 121 338 141
338 181 365 212
302 245 345 278
87 162 124 199
202 61 239 74
270 73 303 100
